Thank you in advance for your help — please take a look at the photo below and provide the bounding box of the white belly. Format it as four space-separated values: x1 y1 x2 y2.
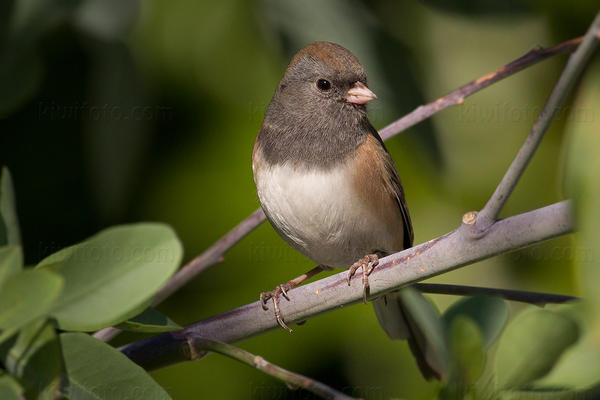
254 162 399 267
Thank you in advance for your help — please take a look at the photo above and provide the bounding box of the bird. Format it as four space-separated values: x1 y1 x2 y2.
252 41 440 380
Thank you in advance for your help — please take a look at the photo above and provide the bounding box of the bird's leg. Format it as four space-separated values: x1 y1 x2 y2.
346 253 380 304
260 265 325 332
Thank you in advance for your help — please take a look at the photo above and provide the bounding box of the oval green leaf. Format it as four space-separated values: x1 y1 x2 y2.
495 308 580 390
60 332 171 400
449 316 486 384
442 295 509 348
500 386 600 400
535 302 600 390
116 307 182 333
563 60 600 316
0 269 63 344
398 288 450 379
41 223 182 331
36 243 79 269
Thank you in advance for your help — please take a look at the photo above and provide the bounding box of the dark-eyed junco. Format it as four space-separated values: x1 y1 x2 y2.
253 42 439 379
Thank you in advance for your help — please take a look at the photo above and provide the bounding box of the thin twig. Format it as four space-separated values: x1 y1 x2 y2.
95 35 584 343
414 283 578 304
477 13 600 228
378 36 583 140
153 208 267 306
93 209 267 341
120 201 573 371
188 337 358 400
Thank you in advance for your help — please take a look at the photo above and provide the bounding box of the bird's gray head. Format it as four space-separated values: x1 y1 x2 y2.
259 42 377 169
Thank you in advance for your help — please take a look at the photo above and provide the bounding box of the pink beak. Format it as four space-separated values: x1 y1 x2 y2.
346 81 377 104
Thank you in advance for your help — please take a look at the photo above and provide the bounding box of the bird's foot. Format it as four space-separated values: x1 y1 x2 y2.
260 282 296 332
346 254 379 303
259 266 325 332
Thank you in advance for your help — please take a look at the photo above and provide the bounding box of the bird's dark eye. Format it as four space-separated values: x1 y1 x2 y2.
316 79 332 91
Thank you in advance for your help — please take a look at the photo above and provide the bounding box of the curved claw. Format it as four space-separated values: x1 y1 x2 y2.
362 267 370 304
259 284 293 332
346 264 359 286
259 292 271 311
347 254 379 303
280 285 290 301
273 295 293 333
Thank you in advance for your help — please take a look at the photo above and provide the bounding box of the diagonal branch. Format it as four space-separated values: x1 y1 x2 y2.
189 337 358 400
95 34 584 343
476 12 600 228
120 201 573 371
378 36 582 140
414 283 577 304
152 208 266 306
93 209 267 341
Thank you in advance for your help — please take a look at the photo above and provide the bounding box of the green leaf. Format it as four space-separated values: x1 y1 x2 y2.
440 316 487 400
4 319 62 399
36 243 79 269
442 295 509 348
535 302 600 390
450 316 486 384
116 307 181 333
399 288 450 379
500 385 600 400
0 372 23 400
60 332 171 400
563 59 600 321
38 223 182 331
0 168 21 246
495 308 580 390
0 269 64 344
0 246 22 287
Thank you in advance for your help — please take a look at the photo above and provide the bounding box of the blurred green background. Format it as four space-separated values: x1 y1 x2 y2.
1 0 598 398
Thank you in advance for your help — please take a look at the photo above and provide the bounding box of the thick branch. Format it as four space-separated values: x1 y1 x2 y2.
414 283 577 304
189 338 358 400
120 201 573 371
477 13 600 227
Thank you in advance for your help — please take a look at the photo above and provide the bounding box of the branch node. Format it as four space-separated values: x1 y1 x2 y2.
462 211 478 225
187 337 199 360
253 355 267 368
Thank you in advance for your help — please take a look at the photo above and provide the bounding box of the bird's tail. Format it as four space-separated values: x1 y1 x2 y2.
372 287 445 380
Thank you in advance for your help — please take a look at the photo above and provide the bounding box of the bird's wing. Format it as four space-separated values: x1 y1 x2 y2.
368 127 414 249
368 127 446 380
